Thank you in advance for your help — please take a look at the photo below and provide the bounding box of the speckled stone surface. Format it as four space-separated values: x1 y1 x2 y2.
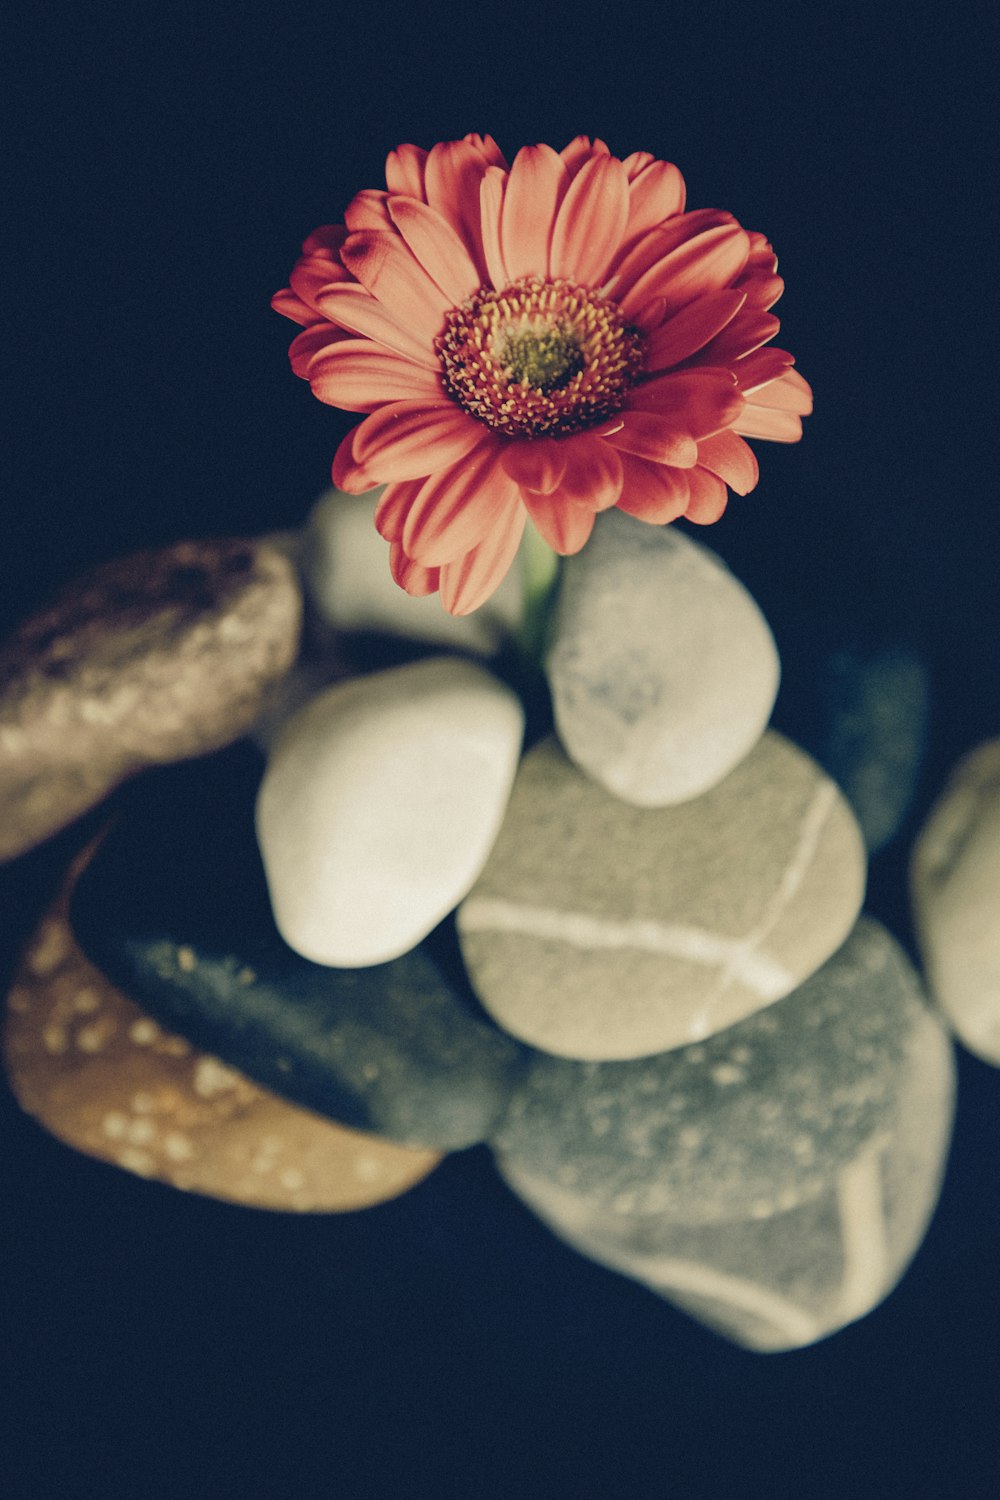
70 746 524 1149
4 848 440 1211
911 738 1000 1064
546 510 779 806
500 951 955 1350
0 537 302 861
492 919 937 1224
256 655 525 966
458 732 866 1059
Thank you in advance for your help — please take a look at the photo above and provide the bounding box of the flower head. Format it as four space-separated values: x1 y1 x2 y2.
274 135 812 614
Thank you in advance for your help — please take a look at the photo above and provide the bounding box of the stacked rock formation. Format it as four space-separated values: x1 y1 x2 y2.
1 497 958 1351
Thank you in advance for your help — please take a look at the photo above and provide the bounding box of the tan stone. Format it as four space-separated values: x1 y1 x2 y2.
0 537 302 860
3 844 440 1211
458 732 867 1060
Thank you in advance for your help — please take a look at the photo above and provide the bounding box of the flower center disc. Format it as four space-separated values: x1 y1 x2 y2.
435 276 645 438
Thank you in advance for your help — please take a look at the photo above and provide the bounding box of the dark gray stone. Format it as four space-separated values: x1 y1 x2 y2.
492 919 939 1225
822 646 929 852
69 746 524 1151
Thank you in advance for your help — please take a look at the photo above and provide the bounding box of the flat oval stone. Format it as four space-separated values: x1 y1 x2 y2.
458 731 866 1059
257 655 524 966
5 851 440 1211
301 488 523 656
492 918 938 1223
499 948 955 1350
69 747 524 1150
546 509 779 806
0 538 301 861
911 739 1000 1064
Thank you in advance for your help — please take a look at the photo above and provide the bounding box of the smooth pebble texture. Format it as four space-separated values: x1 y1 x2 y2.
546 510 780 806
257 655 524 966
71 746 524 1149
0 538 301 861
911 738 1000 1063
5 848 440 1210
492 919 933 1224
500 979 954 1351
301 488 523 655
458 732 866 1059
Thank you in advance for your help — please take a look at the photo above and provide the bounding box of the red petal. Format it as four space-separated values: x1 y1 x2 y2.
619 223 750 320
480 166 509 291
606 208 736 296
735 346 795 393
630 369 744 438
340 230 452 343
695 431 760 495
643 290 747 372
385 145 429 199
733 405 804 442
388 195 482 304
464 133 508 169
331 425 376 493
499 145 570 281
550 154 630 286
620 158 687 254
603 410 699 466
688 307 781 365
739 272 785 311
747 368 813 414
616 452 691 523
271 287 318 327
425 139 496 281
439 502 527 615
313 284 439 368
288 250 353 313
500 438 567 494
559 136 612 175
522 491 596 554
344 191 394 232
374 480 424 540
685 467 730 524
402 441 515 564
309 340 445 412
549 434 624 509
389 541 441 597
350 399 486 481
288 323 353 379
302 226 349 256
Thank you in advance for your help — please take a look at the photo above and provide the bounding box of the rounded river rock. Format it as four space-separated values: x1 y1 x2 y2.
0 537 301 860
458 731 866 1058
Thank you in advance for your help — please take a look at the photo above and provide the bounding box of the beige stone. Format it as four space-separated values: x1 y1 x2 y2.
458 732 866 1059
3 845 439 1211
911 738 1000 1064
0 537 302 860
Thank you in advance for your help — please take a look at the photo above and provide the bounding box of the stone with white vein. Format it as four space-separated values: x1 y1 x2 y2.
457 731 866 1059
911 738 1000 1064
492 918 934 1222
257 656 524 966
498 946 954 1350
546 510 779 806
301 489 524 655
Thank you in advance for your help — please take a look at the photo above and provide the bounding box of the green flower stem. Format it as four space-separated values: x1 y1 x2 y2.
517 522 562 668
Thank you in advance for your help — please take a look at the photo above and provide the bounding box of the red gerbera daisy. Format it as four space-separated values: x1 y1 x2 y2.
273 134 812 614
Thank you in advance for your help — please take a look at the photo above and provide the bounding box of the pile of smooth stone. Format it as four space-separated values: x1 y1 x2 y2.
3 493 996 1352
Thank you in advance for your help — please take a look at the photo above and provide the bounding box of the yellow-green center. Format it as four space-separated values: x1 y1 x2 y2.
435 276 644 438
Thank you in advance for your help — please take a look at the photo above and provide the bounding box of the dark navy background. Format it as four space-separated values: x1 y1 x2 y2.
4 3 999 1496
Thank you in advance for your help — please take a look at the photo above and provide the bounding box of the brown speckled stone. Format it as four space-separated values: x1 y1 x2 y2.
0 537 302 860
3 844 440 1211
